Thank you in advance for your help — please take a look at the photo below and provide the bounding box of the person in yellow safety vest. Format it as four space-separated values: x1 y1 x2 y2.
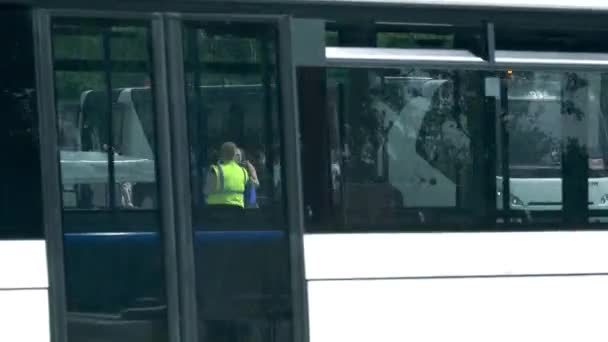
203 142 259 208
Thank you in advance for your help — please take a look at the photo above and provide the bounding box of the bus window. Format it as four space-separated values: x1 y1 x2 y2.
183 21 292 342
185 23 284 225
300 67 487 231
52 18 167 342
499 72 564 222
500 71 608 224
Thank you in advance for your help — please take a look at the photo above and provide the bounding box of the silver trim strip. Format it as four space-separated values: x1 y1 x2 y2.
496 50 608 66
324 47 608 70
326 47 485 67
241 0 608 12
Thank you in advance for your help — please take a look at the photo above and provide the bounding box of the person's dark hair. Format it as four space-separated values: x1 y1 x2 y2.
220 141 238 162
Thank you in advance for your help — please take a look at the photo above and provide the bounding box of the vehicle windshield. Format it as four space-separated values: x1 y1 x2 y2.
507 75 562 168
506 72 608 174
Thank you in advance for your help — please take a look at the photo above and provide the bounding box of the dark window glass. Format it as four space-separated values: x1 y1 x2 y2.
300 67 488 231
498 71 608 225
54 21 157 210
377 31 455 49
52 19 167 342
185 22 284 225
496 27 608 53
325 30 339 46
325 22 484 55
0 8 43 239
299 64 608 231
184 22 292 342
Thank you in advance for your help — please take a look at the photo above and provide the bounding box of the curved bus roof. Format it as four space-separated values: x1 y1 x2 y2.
252 0 608 11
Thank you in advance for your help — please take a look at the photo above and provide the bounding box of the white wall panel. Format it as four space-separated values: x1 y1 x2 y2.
304 232 608 280
0 240 48 289
308 276 608 342
0 289 50 342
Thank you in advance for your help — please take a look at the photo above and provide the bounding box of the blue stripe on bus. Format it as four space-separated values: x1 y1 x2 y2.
64 231 159 241
63 230 283 242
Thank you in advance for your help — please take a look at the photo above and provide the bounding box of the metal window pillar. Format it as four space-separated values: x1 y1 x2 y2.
164 13 199 342
278 15 309 342
151 14 183 342
33 9 68 342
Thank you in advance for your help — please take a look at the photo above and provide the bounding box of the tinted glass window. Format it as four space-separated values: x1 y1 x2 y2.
299 64 608 231
55 22 157 210
183 21 292 342
325 22 484 55
0 8 42 239
498 71 608 225
496 27 608 53
185 23 284 224
300 67 487 231
52 18 167 342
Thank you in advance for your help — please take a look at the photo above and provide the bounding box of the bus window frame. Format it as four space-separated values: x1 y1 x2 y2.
164 13 308 342
35 9 174 342
306 45 608 232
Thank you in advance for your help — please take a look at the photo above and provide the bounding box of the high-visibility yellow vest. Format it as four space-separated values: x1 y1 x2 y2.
207 161 249 208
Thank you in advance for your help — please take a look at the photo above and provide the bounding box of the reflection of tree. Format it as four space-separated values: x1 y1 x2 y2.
416 71 474 180
343 69 480 185
507 104 559 165
342 70 376 181
563 72 588 121
344 70 412 182
54 26 265 99
505 72 598 169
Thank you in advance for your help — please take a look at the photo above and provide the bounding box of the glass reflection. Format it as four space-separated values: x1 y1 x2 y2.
53 19 167 342
499 71 608 223
184 22 292 342
312 68 483 229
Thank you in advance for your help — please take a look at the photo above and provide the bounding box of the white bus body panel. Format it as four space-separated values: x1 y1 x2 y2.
308 276 608 342
0 240 50 342
305 232 608 342
0 290 50 342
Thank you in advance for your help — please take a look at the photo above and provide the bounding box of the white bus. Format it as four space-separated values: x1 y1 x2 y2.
5 2 608 342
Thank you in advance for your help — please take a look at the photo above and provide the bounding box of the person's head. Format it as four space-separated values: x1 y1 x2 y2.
219 142 238 162
235 148 243 164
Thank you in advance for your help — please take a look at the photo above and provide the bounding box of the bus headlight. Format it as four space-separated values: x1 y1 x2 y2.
510 194 524 207
497 186 525 208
